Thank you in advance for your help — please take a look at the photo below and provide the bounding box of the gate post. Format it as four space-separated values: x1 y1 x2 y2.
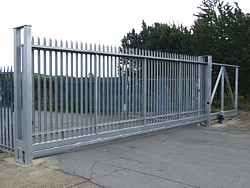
235 67 238 113
205 56 212 126
221 67 225 113
14 25 33 164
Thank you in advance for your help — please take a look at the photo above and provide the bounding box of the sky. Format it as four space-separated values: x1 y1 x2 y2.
0 0 249 67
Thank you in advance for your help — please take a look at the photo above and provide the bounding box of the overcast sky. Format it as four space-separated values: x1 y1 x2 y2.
0 0 249 67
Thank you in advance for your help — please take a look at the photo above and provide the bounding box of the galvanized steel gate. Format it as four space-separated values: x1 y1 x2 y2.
7 25 238 163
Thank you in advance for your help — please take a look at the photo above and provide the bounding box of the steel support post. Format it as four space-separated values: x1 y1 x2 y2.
205 56 212 126
14 25 33 164
235 67 238 113
221 67 225 113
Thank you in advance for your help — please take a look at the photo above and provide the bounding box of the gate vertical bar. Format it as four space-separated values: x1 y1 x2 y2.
14 25 33 163
205 56 212 126
0 71 2 147
143 58 147 124
178 62 182 118
10 68 14 149
94 49 98 133
235 67 238 111
198 57 202 116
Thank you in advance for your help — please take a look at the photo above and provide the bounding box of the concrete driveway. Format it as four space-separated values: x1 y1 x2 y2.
53 111 250 188
0 111 249 188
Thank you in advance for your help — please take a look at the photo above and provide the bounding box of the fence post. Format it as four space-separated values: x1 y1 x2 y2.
205 56 212 126
14 25 33 164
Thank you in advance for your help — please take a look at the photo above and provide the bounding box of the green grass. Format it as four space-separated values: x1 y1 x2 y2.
211 95 250 112
238 96 250 111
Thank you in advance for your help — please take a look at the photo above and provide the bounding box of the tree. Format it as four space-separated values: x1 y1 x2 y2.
121 20 194 54
192 0 250 100
121 0 250 100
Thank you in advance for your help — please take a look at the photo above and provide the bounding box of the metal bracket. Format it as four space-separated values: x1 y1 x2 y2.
218 112 224 124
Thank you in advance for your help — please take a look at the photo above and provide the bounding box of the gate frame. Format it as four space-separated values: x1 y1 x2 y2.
210 63 239 120
12 25 238 164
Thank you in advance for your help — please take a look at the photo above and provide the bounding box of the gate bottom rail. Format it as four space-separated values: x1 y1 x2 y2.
33 115 206 158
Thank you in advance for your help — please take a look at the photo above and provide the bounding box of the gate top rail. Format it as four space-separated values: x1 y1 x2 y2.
31 38 207 65
212 62 239 68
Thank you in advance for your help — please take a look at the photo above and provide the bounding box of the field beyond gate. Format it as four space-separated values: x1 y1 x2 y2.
10 25 238 164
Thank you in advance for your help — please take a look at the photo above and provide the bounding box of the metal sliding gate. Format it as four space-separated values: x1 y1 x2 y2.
9 25 238 163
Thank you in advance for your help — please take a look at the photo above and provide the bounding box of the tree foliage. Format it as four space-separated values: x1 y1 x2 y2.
193 0 250 99
121 0 250 99
121 21 194 54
